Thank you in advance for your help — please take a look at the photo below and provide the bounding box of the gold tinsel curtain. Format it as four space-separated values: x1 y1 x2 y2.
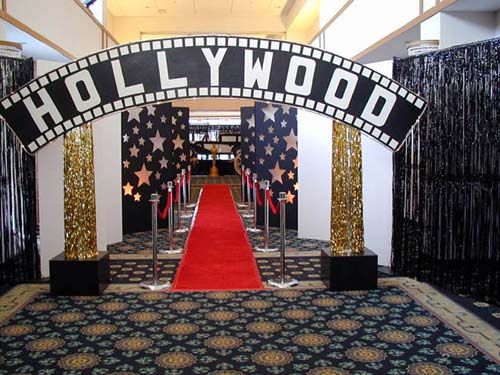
330 121 364 256
64 124 98 260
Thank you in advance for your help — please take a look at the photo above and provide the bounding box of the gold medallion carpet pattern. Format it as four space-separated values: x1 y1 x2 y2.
0 278 499 374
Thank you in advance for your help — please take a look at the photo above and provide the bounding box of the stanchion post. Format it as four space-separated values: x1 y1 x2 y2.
181 169 193 218
175 174 188 233
160 182 183 254
186 165 195 208
268 192 298 288
255 180 278 252
247 173 261 233
238 164 247 208
242 168 253 218
140 193 171 290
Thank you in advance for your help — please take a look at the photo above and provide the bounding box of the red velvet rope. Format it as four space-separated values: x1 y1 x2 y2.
158 191 173 220
174 180 180 203
255 182 263 206
266 190 279 215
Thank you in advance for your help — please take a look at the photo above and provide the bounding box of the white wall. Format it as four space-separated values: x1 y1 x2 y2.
297 110 332 241
93 114 123 248
496 11 500 37
440 12 497 49
35 60 64 277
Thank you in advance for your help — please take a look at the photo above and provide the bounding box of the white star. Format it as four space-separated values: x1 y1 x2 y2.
264 144 274 156
181 124 186 130
281 105 292 115
149 130 166 152
155 171 161 180
283 129 298 151
180 153 187 162
280 120 287 128
129 144 139 158
177 110 183 117
146 154 153 162
159 157 168 169
246 114 255 128
172 134 184 150
268 125 274 134
259 158 265 165
122 134 129 143
160 115 167 123
127 107 143 123
172 116 177 125
146 105 156 116
261 103 278 122
161 183 167 190
249 144 255 153
132 126 139 135
146 121 153 129
138 137 145 146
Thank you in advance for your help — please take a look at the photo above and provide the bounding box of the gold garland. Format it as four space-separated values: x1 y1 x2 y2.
330 121 364 256
63 124 98 260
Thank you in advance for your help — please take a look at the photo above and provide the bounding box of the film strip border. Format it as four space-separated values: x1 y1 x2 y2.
1 35 426 153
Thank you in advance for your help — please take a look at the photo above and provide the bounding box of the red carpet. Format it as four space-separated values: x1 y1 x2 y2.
171 184 263 291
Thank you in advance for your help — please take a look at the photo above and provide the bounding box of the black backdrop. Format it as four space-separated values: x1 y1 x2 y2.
0 57 39 287
392 38 500 304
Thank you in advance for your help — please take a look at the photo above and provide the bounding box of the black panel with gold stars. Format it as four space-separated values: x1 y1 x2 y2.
255 102 298 229
121 103 190 234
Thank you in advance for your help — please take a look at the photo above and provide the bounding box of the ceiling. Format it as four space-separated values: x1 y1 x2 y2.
107 0 291 17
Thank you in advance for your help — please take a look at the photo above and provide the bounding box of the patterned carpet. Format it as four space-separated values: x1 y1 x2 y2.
1 279 500 374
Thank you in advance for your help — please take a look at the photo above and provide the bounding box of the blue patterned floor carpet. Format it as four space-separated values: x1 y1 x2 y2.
1 283 499 374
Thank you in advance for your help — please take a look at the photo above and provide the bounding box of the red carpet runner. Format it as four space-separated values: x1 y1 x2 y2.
171 184 263 291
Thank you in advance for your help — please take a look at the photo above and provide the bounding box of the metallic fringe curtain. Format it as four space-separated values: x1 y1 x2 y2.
330 121 364 256
0 57 39 286
392 38 500 304
64 124 98 260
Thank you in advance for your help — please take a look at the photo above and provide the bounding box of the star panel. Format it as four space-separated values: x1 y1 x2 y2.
240 107 256 202
255 102 298 229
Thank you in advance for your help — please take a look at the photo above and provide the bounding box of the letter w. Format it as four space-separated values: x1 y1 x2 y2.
244 50 273 90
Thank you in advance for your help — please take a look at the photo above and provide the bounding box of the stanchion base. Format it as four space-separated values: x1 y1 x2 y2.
237 204 248 208
242 213 253 218
268 277 298 289
180 214 193 219
186 204 196 208
175 228 189 234
247 227 262 233
159 248 183 254
255 247 279 253
139 280 171 291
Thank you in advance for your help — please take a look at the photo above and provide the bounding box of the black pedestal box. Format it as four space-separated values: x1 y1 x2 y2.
49 251 110 296
320 248 378 291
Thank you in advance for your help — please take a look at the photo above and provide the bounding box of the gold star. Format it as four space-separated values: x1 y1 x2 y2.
133 192 141 202
159 157 168 169
181 124 186 130
279 153 286 161
293 182 299 191
287 170 295 180
161 183 167 190
273 136 279 144
146 154 153 162
268 161 286 184
134 163 152 187
122 182 133 196
176 162 181 169
180 153 187 162
258 134 265 141
264 143 274 156
172 134 185 150
292 158 298 169
129 144 139 158
138 137 145 146
283 129 298 151
123 160 130 168
286 190 295 204
149 130 166 152
155 171 161 180
268 125 274 134
132 126 139 135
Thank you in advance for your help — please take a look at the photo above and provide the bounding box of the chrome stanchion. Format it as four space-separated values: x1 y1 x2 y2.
140 193 171 290
175 173 188 234
242 168 253 218
255 180 278 252
247 173 261 233
237 164 247 208
160 182 183 255
186 165 195 209
268 192 298 288
181 169 192 218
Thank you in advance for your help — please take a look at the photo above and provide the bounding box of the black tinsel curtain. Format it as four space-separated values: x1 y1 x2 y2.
392 38 500 304
0 57 39 287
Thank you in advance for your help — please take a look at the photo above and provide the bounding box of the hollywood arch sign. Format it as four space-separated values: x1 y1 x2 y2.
0 35 426 154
